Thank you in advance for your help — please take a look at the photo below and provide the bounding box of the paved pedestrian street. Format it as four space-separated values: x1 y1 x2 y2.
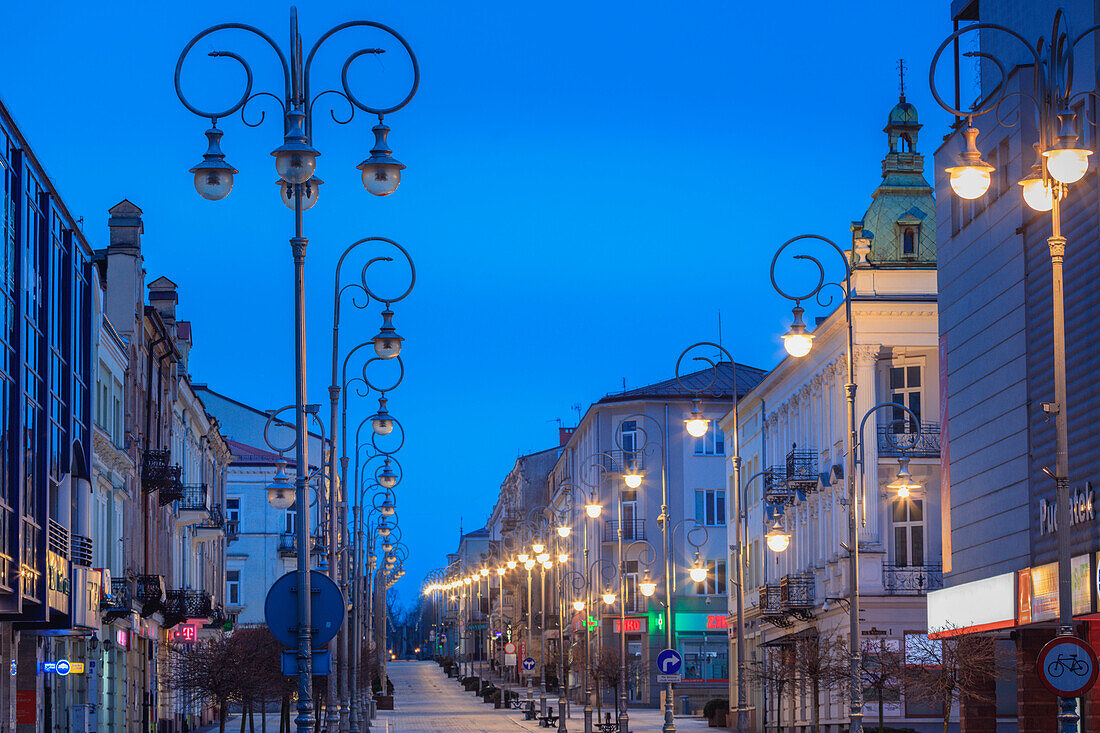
376 662 713 733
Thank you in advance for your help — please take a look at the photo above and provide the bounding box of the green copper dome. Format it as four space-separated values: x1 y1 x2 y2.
888 100 918 125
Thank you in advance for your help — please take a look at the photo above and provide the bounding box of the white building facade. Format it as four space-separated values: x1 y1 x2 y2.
722 96 947 732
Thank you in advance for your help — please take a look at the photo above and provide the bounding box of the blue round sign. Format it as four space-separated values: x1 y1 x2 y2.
522 657 536 670
264 570 346 649
55 659 70 676
657 648 682 675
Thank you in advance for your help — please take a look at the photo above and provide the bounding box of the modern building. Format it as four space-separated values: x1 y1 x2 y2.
546 364 765 713
927 2 1100 732
721 92 945 732
0 93 96 733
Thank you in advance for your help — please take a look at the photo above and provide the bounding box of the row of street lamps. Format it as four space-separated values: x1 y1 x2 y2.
175 7 419 733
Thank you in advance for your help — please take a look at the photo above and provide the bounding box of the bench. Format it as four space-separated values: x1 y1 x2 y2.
538 712 559 728
509 698 524 710
595 722 619 733
523 706 538 721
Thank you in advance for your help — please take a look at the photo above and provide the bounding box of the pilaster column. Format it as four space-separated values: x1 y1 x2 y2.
852 345 881 546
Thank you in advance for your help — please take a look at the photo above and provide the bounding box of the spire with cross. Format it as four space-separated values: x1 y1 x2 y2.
898 58 908 102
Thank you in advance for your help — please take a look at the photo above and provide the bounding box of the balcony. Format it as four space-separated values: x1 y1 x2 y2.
277 533 322 556
176 484 209 527
878 422 941 458
780 573 815 615
162 589 214 628
101 577 132 623
135 574 166 618
763 468 796 507
603 519 646 542
225 520 240 543
758 583 793 628
194 504 225 544
606 448 645 474
47 519 69 560
142 448 183 499
883 564 943 595
70 534 93 568
785 446 818 494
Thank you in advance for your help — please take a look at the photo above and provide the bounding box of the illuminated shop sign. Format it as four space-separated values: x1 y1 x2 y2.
1038 484 1095 535
612 617 647 633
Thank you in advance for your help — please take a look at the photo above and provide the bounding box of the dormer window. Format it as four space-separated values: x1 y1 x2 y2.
903 228 916 256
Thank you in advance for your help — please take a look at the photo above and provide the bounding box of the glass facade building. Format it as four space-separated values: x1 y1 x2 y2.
0 99 93 624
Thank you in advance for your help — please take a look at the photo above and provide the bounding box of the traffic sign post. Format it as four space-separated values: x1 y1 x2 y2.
656 648 683 684
264 570 345 678
1037 635 1099 698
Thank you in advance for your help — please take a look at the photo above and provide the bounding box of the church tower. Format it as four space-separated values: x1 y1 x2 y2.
851 76 936 267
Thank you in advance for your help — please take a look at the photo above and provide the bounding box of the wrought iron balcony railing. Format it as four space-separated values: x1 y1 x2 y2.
142 448 182 496
603 519 646 542
780 573 815 609
225 520 240 542
197 504 225 531
878 423 941 458
785 446 818 494
178 483 208 512
763 468 797 506
882 564 944 595
135 574 166 618
163 589 215 627
102 577 132 623
758 582 792 628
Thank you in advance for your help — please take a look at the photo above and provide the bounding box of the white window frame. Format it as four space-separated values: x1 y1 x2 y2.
227 569 241 606
693 421 725 456
694 489 726 527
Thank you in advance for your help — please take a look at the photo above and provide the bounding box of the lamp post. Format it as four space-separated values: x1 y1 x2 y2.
770 233 860 732
260 405 328 731
176 11 417 733
929 14 1094 731
329 238 414 729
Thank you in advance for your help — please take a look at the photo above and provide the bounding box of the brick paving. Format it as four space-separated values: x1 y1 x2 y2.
380 661 713 733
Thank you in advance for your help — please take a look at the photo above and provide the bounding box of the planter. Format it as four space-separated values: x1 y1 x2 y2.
494 701 502 709
706 710 727 727
374 695 394 710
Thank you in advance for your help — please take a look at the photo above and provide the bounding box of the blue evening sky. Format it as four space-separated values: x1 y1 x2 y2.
1 0 957 603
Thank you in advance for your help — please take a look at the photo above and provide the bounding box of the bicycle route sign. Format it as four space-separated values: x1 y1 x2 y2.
1037 634 1099 698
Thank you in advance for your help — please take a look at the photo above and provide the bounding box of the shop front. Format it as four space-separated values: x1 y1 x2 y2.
673 612 729 712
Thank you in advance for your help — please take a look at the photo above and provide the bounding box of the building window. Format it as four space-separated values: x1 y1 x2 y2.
695 489 726 527
902 228 916 256
694 560 727 595
890 364 921 431
227 570 240 606
284 509 296 536
621 420 639 469
226 497 240 529
693 421 725 456
893 499 924 566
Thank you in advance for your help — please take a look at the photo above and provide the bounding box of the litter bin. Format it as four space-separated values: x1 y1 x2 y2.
680 695 691 715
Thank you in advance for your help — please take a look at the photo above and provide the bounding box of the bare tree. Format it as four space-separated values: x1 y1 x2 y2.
748 644 796 732
168 632 262 733
860 638 905 733
793 632 847 732
904 626 1000 733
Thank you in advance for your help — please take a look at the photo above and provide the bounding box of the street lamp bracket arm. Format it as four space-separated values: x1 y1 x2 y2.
856 401 923 469
175 23 290 121
308 89 357 126
615 412 666 456
928 21 1044 120
362 354 405 394
770 235 850 306
304 19 420 116
674 342 735 397
240 91 288 128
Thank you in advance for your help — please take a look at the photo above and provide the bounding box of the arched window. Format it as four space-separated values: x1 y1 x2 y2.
903 228 915 256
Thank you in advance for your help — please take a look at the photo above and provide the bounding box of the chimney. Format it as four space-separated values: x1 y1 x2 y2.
104 200 146 338
148 276 178 325
558 427 575 446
